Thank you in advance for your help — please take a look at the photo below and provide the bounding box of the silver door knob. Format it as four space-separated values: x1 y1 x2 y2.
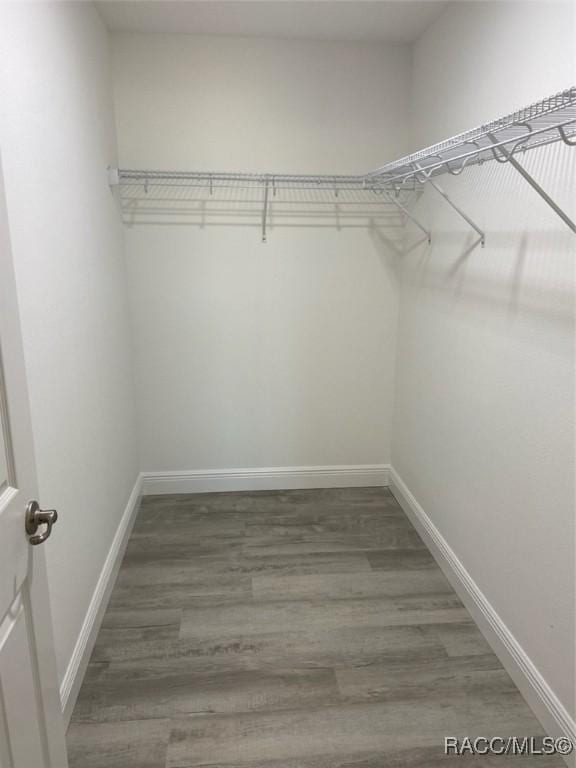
25 500 58 546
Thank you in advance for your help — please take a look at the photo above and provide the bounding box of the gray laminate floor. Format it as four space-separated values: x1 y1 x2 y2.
67 488 560 767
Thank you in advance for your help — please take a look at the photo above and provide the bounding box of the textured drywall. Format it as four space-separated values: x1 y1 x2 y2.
0 2 138 685
113 34 411 472
393 0 575 719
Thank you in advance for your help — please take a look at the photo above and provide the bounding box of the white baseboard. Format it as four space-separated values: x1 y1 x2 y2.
142 464 390 496
60 473 143 725
390 467 576 763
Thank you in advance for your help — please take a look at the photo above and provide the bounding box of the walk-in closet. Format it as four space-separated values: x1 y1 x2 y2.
0 2 574 766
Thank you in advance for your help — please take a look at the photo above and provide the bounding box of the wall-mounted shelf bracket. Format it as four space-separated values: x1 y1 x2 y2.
378 188 431 244
262 177 270 243
487 133 576 234
414 164 485 246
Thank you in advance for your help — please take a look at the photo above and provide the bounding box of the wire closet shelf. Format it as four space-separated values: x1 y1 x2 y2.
112 87 576 240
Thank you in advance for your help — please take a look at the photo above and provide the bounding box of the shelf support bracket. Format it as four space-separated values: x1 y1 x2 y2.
415 164 485 247
380 189 431 244
262 177 270 243
487 133 576 235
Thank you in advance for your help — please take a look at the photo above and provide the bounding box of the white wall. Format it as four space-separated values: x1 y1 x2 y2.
393 0 575 724
0 2 138 690
112 34 410 473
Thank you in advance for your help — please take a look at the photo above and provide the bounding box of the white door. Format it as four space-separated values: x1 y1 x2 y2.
0 154 68 767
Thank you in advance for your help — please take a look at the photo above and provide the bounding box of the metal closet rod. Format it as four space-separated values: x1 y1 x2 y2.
110 87 576 242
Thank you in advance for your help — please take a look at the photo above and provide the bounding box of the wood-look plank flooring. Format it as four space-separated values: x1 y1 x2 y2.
67 488 560 767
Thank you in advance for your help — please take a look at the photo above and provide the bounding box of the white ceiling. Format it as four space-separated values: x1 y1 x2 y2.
96 1 450 44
